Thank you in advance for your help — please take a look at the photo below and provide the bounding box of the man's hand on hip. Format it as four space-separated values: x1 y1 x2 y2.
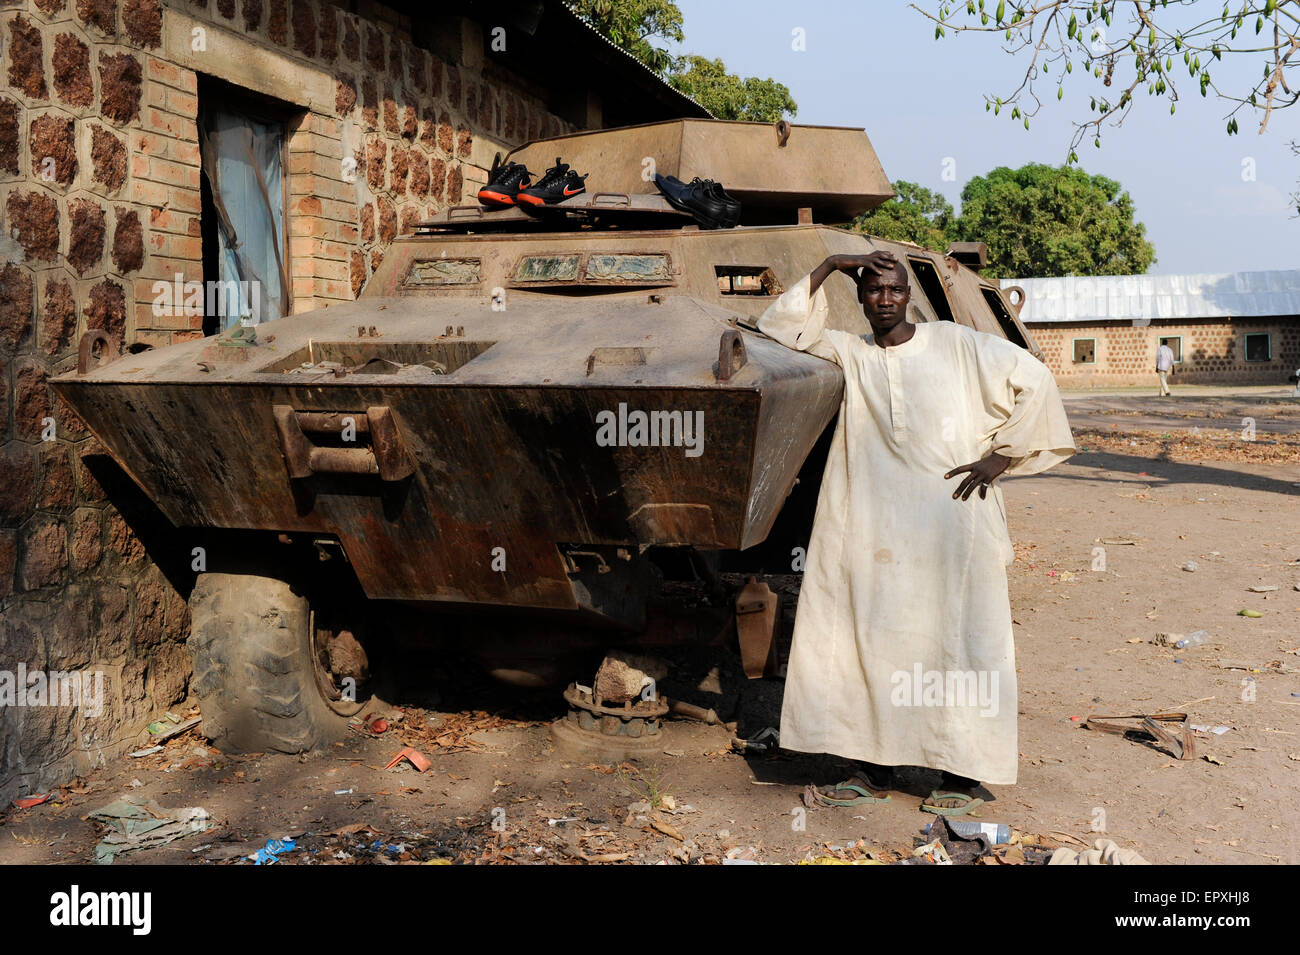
944 452 1012 501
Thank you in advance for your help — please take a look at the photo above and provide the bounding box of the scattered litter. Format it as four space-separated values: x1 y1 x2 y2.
128 746 163 758
12 793 52 809
910 838 953 865
731 726 779 754
148 716 202 743
1182 561 1199 572
383 746 432 773
88 796 212 864
1189 725 1232 735
250 837 297 865
927 819 1011 845
1048 839 1149 865
333 789 354 795
1175 629 1210 649
1248 585 1279 593
1237 609 1264 618
1084 712 1196 760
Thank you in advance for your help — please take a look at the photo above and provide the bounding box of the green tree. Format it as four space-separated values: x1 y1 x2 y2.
848 181 957 251
569 0 685 75
668 55 797 121
913 1 1300 212
570 0 798 120
955 163 1156 277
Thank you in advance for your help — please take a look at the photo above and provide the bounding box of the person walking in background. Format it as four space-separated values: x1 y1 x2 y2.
1156 339 1176 396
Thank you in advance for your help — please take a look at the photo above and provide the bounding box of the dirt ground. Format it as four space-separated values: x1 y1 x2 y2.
2 389 1297 865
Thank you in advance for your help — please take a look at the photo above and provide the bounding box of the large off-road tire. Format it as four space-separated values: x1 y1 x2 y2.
189 572 353 754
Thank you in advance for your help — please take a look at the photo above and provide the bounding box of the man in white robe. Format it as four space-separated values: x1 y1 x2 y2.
757 250 1074 804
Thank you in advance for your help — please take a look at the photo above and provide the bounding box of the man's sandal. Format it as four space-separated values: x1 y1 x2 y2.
920 791 984 816
806 780 891 808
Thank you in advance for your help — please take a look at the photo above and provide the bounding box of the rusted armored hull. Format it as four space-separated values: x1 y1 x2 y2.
53 140 1038 626
54 292 842 620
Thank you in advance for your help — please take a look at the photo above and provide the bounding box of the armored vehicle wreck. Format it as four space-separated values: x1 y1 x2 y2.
52 119 1040 753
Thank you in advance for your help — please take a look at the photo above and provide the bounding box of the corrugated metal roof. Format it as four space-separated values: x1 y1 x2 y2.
1000 271 1300 324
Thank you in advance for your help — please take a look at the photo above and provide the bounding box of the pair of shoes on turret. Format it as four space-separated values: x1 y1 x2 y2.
654 173 741 228
477 157 587 206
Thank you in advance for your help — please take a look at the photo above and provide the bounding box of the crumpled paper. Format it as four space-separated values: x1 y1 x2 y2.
1048 838 1149 865
88 796 212 864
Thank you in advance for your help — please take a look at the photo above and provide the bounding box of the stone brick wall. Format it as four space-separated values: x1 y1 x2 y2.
0 0 580 803
1029 318 1300 388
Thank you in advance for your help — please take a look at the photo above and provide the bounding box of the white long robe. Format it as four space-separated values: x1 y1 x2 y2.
758 276 1075 785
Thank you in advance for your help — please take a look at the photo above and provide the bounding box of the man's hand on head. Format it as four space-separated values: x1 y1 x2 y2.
944 452 1012 501
811 250 904 297
828 250 900 277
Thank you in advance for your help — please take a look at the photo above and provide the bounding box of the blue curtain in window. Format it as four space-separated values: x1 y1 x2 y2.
199 107 287 330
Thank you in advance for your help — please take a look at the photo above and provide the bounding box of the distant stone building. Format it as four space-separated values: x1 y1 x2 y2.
0 0 703 803
1001 271 1300 388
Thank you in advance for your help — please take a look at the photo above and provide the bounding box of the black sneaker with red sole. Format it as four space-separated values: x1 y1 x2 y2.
477 161 532 206
516 157 588 206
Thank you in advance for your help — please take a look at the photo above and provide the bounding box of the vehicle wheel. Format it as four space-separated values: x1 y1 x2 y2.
189 572 369 754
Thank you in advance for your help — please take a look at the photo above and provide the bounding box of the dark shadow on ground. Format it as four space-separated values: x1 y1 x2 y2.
1008 450 1300 497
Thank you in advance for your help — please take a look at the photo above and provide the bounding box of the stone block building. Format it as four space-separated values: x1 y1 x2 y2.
1003 271 1300 388
0 0 703 803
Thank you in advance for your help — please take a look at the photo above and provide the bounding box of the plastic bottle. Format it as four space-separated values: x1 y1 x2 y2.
1174 629 1209 649
927 820 1011 845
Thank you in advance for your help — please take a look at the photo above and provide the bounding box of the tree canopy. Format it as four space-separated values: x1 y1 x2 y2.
569 0 797 121
849 181 958 252
848 165 1157 278
912 1 1300 212
668 56 798 121
568 0 684 75
958 163 1156 276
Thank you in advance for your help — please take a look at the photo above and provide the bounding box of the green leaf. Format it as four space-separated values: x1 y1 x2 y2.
996 0 1005 22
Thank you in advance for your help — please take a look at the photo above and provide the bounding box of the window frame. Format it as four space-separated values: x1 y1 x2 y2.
1158 336 1182 364
1243 332 1272 362
1072 337 1097 365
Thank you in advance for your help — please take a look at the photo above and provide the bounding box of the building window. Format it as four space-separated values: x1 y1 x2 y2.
1158 336 1182 363
1072 338 1096 364
1244 333 1271 362
197 76 297 335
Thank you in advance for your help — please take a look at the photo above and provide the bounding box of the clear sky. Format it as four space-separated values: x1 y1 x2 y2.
669 0 1300 275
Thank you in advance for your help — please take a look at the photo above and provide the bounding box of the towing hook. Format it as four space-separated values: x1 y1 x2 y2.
715 329 748 382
